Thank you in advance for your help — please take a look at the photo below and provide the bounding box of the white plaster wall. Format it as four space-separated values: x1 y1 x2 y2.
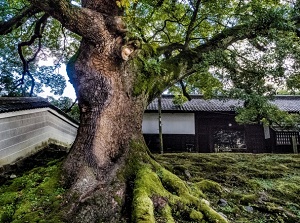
142 113 195 134
0 108 78 167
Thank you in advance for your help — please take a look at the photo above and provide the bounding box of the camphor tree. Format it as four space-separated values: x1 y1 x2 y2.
1 0 300 222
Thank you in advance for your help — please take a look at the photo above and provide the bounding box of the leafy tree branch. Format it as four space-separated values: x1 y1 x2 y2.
0 5 41 35
16 14 49 96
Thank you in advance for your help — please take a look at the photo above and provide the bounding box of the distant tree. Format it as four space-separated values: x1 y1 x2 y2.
1 0 300 222
234 93 300 128
48 96 80 122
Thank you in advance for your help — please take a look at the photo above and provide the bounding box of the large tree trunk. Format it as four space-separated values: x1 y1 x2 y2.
56 2 151 222
62 34 148 221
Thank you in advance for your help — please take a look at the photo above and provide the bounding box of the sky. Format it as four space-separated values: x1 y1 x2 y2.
38 61 76 100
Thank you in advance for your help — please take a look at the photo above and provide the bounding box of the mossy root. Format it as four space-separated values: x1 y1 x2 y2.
132 161 228 223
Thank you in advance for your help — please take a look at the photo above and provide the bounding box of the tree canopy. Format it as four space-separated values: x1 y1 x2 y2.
1 0 300 125
0 0 80 96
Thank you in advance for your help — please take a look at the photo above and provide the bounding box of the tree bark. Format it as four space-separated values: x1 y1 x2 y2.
61 32 149 221
54 1 148 220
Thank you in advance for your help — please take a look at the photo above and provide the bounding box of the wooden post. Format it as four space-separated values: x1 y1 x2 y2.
158 96 163 154
291 136 298 154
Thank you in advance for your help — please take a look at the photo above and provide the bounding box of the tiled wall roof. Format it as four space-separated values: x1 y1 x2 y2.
146 95 300 112
0 97 50 113
271 96 300 112
0 97 79 124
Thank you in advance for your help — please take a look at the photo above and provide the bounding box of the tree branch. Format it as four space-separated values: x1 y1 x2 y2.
179 80 192 101
147 19 180 42
28 0 122 43
0 5 41 35
65 98 78 113
249 39 267 52
157 43 184 57
27 70 35 96
17 14 49 96
151 20 276 96
184 0 201 49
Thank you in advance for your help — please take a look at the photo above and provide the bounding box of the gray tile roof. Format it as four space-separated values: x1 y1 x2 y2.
271 96 300 112
0 97 79 124
146 95 300 112
0 97 50 113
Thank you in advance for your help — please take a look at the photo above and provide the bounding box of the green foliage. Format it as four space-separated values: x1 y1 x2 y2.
117 0 138 10
128 0 300 122
0 1 80 96
231 92 300 127
168 69 223 103
0 74 16 96
48 96 80 122
172 94 188 105
2 0 300 127
287 73 300 93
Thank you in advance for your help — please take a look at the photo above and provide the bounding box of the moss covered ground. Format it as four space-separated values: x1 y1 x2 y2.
0 158 66 223
1 152 299 223
155 153 300 223
0 146 67 223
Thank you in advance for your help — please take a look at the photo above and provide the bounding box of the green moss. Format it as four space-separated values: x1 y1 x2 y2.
160 204 175 223
240 194 258 205
276 181 300 203
155 153 300 223
0 192 18 205
6 177 27 191
195 179 223 195
0 204 15 222
196 199 226 222
131 159 228 223
131 55 159 96
132 165 161 223
121 140 150 181
113 195 123 206
189 209 204 220
13 201 32 218
157 168 192 199
0 159 66 223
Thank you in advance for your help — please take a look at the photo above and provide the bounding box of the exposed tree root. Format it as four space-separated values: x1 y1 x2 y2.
61 140 228 223
131 157 228 223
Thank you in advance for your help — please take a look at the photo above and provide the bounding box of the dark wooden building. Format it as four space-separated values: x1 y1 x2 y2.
142 95 300 153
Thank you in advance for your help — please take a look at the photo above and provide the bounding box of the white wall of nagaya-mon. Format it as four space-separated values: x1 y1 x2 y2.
142 113 195 134
0 108 78 167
